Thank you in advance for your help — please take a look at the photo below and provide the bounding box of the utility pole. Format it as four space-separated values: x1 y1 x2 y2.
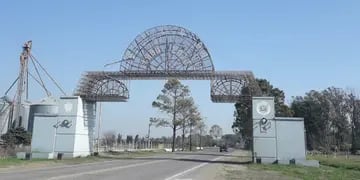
147 118 155 149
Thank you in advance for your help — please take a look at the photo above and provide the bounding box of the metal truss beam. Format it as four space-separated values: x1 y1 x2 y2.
75 70 260 103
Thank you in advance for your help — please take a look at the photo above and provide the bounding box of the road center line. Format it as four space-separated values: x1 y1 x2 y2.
164 156 224 180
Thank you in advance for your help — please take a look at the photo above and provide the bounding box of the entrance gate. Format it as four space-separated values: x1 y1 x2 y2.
30 25 262 158
74 25 260 102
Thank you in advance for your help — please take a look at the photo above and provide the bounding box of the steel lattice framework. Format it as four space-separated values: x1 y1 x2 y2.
74 25 260 103
121 25 214 72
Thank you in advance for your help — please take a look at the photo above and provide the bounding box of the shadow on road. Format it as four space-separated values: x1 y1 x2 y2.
174 158 252 165
173 152 251 158
99 153 253 165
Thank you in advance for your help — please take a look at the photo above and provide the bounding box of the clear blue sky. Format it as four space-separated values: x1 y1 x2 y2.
1 0 359 137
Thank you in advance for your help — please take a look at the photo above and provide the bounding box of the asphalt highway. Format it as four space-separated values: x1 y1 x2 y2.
0 151 241 180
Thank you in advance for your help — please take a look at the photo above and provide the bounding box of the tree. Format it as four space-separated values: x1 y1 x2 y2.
126 135 133 144
188 107 202 151
176 97 202 151
177 97 195 151
152 79 190 152
322 87 351 150
232 98 252 149
209 125 223 140
1 127 31 148
134 134 140 149
232 78 293 149
195 120 207 149
256 79 293 117
117 133 122 144
291 87 354 152
348 92 360 153
291 93 325 151
221 134 241 148
103 131 116 148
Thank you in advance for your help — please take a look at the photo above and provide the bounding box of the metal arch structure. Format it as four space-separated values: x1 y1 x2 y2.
210 74 261 102
120 25 214 72
211 78 247 103
74 25 261 103
75 75 129 102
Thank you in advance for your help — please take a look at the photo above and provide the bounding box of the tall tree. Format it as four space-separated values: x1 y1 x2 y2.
323 87 350 150
152 79 190 152
209 124 223 140
292 87 354 152
257 79 293 117
103 131 116 148
188 107 202 151
117 133 122 144
195 120 207 149
134 134 139 144
126 135 133 144
232 99 252 149
232 78 292 149
291 92 327 150
348 92 360 153
177 97 195 151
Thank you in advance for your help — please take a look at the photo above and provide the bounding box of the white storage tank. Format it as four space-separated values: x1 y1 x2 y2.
28 97 58 132
19 101 31 130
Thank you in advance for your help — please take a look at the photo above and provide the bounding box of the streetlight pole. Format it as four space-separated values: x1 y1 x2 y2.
147 122 154 149
147 117 157 149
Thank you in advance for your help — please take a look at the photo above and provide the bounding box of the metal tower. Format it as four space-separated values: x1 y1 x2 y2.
12 41 32 127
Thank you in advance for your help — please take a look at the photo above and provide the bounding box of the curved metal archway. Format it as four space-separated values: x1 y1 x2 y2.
92 78 129 100
121 25 214 72
75 76 129 102
211 78 251 102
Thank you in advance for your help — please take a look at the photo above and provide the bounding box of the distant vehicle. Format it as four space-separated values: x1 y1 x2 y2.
219 145 228 152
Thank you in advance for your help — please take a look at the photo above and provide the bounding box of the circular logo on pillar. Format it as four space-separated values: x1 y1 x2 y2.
256 101 271 116
64 102 73 113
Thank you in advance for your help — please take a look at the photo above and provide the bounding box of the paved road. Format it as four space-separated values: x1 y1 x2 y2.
0 151 246 180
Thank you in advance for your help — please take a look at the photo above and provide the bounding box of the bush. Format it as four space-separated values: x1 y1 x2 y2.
1 127 31 148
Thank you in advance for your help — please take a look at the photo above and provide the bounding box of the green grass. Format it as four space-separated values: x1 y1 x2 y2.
247 155 360 180
249 163 360 180
0 150 165 169
0 156 103 168
309 154 360 171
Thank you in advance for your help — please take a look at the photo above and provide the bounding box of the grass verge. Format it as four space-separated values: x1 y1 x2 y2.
249 163 360 180
247 155 360 180
0 156 104 169
222 154 360 180
0 150 166 169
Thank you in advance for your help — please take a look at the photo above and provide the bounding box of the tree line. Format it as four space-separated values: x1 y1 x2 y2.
233 78 360 154
102 124 228 150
